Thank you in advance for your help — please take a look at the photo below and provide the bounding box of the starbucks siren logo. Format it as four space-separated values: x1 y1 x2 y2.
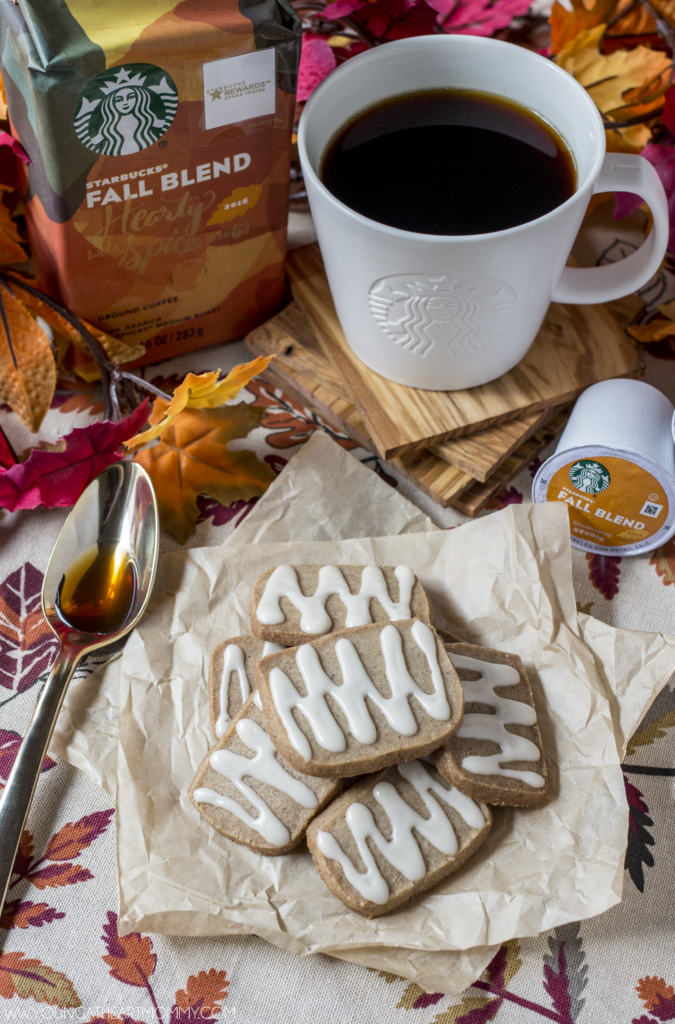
74 64 178 156
569 459 611 495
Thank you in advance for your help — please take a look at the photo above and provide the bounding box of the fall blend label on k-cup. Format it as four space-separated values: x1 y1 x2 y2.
546 455 669 549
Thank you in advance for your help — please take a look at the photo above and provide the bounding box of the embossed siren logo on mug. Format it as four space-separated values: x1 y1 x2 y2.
369 273 517 358
298 36 669 391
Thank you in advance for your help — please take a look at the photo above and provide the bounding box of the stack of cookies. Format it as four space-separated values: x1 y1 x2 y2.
189 564 548 918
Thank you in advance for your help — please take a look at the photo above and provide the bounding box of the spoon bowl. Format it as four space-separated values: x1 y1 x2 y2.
0 462 158 915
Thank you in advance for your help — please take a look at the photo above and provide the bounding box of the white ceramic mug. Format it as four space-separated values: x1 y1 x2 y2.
298 35 669 391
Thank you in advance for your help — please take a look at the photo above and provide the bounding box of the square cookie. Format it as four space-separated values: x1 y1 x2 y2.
190 692 342 855
250 564 432 645
255 619 463 777
209 634 284 739
307 757 492 917
435 642 548 807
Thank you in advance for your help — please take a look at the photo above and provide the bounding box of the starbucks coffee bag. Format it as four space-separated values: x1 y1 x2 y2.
0 0 301 367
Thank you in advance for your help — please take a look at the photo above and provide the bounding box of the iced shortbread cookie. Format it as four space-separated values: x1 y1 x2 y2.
255 619 463 777
190 692 342 855
209 635 284 739
250 564 432 645
435 643 548 807
307 757 491 917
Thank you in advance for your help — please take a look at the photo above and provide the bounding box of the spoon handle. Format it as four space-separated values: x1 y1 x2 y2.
0 643 82 916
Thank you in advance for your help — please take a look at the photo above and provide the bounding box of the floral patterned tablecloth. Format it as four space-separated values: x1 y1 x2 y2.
2 238 675 1023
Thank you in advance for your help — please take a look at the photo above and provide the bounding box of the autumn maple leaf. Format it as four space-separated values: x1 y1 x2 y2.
0 400 149 511
556 24 672 150
133 398 276 542
0 281 55 432
124 356 273 450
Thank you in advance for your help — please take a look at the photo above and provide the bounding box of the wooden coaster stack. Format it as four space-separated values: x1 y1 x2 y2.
246 244 642 514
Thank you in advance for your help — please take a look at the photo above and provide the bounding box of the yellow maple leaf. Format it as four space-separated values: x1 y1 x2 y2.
14 283 146 375
207 183 264 225
550 0 617 56
0 284 56 432
132 399 275 542
124 355 274 450
556 24 672 148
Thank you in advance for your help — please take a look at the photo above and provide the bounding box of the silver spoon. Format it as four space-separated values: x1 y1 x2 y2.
0 462 158 916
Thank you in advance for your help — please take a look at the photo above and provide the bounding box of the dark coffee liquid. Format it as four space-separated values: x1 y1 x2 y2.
320 90 576 235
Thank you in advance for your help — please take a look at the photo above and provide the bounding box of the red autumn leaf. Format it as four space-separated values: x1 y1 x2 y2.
173 969 229 1018
323 0 364 16
0 951 80 1006
0 399 149 511
586 552 621 600
431 0 531 35
0 129 30 165
0 423 15 468
0 562 60 694
0 899 65 930
102 911 156 988
0 730 55 784
297 35 337 102
44 809 114 862
27 863 94 890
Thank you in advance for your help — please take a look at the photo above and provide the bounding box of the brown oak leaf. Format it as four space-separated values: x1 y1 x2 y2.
0 951 80 1007
174 969 229 1016
0 198 26 264
133 398 276 543
0 283 55 431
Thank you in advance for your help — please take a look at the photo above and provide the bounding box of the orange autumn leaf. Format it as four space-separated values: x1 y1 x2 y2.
125 355 273 450
0 283 56 432
0 199 25 264
550 0 616 55
102 932 156 988
133 399 275 542
14 281 146 372
650 537 675 585
637 976 675 1011
174 969 229 1016
626 318 675 342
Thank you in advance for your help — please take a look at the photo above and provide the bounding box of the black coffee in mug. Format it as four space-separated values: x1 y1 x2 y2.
320 89 576 235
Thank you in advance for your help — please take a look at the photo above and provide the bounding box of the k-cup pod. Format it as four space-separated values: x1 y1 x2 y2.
532 379 675 555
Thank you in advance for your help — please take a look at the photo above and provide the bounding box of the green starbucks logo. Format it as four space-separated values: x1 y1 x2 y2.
569 459 611 495
74 64 178 156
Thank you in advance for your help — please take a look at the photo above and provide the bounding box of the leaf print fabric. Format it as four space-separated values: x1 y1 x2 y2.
0 563 59 694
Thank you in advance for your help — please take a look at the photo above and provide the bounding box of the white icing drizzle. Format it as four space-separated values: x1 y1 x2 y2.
448 653 545 789
263 641 285 656
216 645 248 739
256 564 415 634
215 641 284 738
316 759 486 905
193 718 317 846
268 620 451 761
253 690 263 710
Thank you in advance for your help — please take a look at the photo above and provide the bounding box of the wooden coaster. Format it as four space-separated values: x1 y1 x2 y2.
247 305 568 509
429 403 569 483
286 244 641 460
248 300 564 483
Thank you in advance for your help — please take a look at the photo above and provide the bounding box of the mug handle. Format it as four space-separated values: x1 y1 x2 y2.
551 153 669 305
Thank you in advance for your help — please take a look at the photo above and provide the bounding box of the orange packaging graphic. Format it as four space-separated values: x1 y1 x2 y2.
0 0 301 368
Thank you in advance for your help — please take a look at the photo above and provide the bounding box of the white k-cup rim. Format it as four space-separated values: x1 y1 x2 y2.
297 34 606 244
